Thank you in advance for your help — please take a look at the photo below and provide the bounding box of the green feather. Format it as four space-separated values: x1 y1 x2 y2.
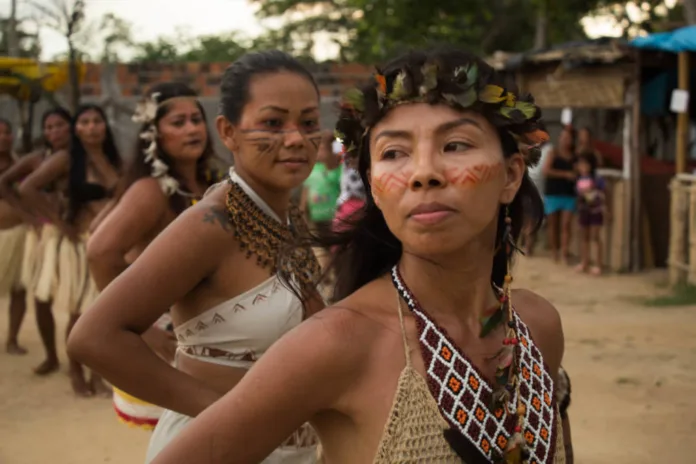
502 101 536 120
420 62 438 95
444 87 477 108
344 88 364 111
390 71 409 100
515 101 537 118
466 63 478 85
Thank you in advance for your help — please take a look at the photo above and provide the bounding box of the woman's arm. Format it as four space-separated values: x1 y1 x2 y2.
151 308 368 464
87 178 168 290
0 153 42 220
17 151 73 233
68 199 233 417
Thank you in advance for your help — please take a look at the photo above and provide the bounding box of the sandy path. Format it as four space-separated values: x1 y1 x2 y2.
1 256 695 463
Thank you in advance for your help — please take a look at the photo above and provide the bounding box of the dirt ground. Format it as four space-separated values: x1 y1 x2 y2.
1 255 695 464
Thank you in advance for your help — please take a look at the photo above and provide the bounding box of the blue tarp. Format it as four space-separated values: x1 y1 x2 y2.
631 26 696 53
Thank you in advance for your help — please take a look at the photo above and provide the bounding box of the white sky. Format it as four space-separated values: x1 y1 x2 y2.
2 0 271 59
0 0 680 62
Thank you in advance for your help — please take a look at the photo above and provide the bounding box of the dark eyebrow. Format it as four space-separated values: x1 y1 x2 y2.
435 117 482 134
373 117 482 144
258 105 319 114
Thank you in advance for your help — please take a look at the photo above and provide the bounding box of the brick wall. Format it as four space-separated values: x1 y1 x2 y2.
80 62 373 99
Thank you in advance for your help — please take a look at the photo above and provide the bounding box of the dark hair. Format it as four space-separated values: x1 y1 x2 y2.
317 48 545 301
40 107 71 150
124 82 217 214
0 117 12 132
577 151 598 177
66 104 122 223
219 50 318 124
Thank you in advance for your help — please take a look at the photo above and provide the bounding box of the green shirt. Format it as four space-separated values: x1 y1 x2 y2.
304 163 341 222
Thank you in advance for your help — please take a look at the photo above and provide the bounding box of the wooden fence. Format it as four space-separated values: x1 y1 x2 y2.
668 173 696 285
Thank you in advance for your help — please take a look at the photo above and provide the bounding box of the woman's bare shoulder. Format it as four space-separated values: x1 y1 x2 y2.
512 288 564 373
311 278 398 350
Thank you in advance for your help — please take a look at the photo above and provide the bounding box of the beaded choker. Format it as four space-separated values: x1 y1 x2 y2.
225 180 320 295
390 266 557 464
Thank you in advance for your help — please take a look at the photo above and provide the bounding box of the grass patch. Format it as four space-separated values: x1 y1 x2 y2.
644 284 696 307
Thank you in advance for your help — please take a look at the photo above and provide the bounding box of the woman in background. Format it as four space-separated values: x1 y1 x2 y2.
68 50 323 463
0 107 72 375
19 104 122 396
0 117 28 354
542 125 577 263
87 82 219 429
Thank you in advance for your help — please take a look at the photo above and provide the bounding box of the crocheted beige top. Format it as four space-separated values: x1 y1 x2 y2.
371 291 566 464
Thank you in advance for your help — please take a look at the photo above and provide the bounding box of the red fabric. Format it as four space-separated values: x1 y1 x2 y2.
332 198 365 233
594 140 696 175
113 404 159 428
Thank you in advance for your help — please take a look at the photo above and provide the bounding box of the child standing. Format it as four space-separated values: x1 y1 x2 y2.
575 151 608 275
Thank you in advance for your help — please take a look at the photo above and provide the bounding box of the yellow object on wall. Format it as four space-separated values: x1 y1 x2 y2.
0 57 85 100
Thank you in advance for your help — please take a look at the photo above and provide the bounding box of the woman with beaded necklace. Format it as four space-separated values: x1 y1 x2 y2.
151 47 567 464
86 82 219 430
68 50 323 463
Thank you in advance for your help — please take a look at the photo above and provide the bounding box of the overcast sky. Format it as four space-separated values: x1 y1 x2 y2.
0 0 679 62
1 0 269 59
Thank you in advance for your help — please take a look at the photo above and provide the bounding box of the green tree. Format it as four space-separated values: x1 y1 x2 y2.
181 33 247 62
98 13 134 62
250 0 605 62
132 37 183 62
28 0 86 111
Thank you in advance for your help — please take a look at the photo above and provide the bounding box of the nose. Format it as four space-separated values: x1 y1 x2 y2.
282 127 305 149
185 120 201 134
409 150 447 191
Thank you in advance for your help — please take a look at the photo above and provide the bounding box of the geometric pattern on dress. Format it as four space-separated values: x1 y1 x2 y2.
391 266 557 464
175 277 287 365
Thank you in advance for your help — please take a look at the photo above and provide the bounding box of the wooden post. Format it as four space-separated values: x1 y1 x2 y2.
631 53 642 271
669 177 686 285
676 52 690 175
621 82 635 272
689 181 696 285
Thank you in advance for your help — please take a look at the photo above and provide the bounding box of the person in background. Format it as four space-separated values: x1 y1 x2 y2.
0 118 28 354
67 50 323 463
575 152 607 275
301 130 341 272
86 82 219 430
576 127 603 167
19 104 122 396
542 125 577 264
0 107 72 375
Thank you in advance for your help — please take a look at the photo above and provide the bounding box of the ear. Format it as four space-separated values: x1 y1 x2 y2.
216 115 238 153
499 153 525 204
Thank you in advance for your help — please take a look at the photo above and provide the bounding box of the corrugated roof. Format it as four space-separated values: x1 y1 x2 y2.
501 37 631 71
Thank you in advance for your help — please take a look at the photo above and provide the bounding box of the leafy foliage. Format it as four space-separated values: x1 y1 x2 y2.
249 0 604 62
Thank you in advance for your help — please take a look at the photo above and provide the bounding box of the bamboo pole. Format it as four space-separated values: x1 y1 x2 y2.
676 52 690 175
669 177 687 285
622 83 635 272
689 183 696 285
631 53 642 271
